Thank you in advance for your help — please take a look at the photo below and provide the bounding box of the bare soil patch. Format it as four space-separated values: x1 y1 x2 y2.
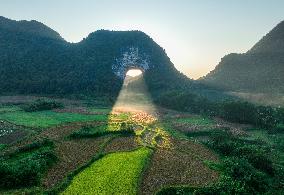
172 117 250 136
0 130 29 145
213 118 251 136
54 107 93 115
103 136 139 153
0 121 29 145
2 121 105 156
42 137 110 189
140 140 219 195
171 138 219 162
0 96 39 104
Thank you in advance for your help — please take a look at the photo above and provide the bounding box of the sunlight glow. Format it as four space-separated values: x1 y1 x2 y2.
110 73 172 148
126 69 143 77
112 71 154 114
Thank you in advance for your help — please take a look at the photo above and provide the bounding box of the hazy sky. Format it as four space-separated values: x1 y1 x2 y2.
1 0 284 79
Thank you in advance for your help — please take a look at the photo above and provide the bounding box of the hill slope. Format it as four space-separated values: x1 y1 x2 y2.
201 21 284 93
0 16 191 95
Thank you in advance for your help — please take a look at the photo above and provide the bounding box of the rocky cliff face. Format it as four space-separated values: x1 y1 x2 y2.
112 47 150 78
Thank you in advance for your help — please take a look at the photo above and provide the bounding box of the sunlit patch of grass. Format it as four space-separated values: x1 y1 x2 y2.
62 147 152 195
108 112 131 122
137 126 172 149
0 111 108 128
130 112 157 125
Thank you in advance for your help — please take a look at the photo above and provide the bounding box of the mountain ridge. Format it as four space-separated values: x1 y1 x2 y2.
201 20 284 93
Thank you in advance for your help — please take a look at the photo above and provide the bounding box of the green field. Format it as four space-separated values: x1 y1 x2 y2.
62 147 152 195
0 111 108 128
88 107 111 114
0 105 21 113
175 116 215 126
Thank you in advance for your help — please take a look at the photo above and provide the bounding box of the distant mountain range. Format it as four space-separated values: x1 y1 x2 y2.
0 16 190 95
201 20 284 93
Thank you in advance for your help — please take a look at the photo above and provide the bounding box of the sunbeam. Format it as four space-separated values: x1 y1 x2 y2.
110 69 172 148
111 69 155 114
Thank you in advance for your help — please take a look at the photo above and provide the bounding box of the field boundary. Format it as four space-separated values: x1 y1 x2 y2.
44 135 115 194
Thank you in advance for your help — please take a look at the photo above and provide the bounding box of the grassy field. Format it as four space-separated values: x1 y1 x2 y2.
0 111 108 128
62 147 152 195
87 107 111 114
175 116 215 126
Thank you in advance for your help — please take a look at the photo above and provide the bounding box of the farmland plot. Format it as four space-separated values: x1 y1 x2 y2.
62 147 152 195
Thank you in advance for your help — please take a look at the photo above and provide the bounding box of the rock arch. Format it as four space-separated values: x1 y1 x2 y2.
112 47 151 79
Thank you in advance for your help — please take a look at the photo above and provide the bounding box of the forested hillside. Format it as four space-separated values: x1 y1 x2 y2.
0 16 191 96
202 21 284 93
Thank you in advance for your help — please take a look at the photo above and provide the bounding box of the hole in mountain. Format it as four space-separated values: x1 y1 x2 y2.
126 69 143 78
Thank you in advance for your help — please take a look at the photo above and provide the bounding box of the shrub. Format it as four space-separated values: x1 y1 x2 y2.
0 149 57 189
16 139 54 153
154 91 283 130
220 158 270 194
255 106 278 129
154 91 212 114
219 101 257 124
22 98 64 112
69 123 135 139
206 131 237 156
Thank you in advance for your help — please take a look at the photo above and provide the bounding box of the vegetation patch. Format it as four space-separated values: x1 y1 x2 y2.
0 105 21 113
69 122 135 139
22 98 64 112
0 111 108 128
155 91 284 131
175 116 215 126
173 127 284 194
88 107 111 114
0 140 56 189
62 147 152 195
0 144 6 150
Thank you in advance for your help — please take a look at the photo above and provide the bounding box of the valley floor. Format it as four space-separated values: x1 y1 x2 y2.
0 95 283 194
